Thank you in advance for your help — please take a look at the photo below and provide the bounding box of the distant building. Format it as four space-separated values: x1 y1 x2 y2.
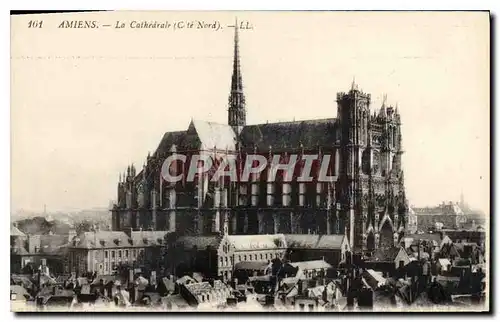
440 229 486 245
10 225 70 275
413 202 467 231
403 232 453 257
407 207 417 234
67 230 168 276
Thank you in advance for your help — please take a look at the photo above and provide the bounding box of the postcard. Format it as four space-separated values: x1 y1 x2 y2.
10 11 490 313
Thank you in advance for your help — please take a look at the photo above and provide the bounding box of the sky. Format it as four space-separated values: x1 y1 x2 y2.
10 11 490 214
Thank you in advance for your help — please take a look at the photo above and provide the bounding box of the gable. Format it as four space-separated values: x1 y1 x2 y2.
186 119 237 151
395 248 410 263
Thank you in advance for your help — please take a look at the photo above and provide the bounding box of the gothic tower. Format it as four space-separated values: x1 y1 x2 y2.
228 19 247 135
336 80 371 251
362 95 408 252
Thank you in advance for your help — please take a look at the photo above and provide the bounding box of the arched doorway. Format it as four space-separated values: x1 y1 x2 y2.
379 219 394 250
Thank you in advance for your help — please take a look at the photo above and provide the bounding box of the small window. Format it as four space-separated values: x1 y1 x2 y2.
133 250 137 257
260 254 263 260
125 250 129 257
105 251 108 259
118 250 122 258
249 254 252 261
244 255 247 261
238 256 241 262
111 251 115 258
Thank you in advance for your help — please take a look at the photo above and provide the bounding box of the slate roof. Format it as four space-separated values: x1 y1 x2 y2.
10 285 31 300
284 234 346 250
234 261 270 271
38 235 71 255
362 269 387 290
40 275 58 286
152 118 338 158
187 119 236 150
90 275 120 286
71 231 131 249
176 275 196 285
130 230 168 247
368 247 403 262
154 131 187 157
160 277 176 293
290 259 332 271
11 225 26 237
11 246 29 255
10 274 34 289
175 235 223 250
227 234 286 251
248 275 272 282
405 233 443 242
239 118 337 150
70 231 168 249
184 281 213 296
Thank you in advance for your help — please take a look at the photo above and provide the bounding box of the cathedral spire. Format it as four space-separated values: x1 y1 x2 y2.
232 18 243 93
228 17 246 134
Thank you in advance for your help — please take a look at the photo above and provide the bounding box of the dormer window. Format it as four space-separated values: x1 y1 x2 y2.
143 238 149 245
100 240 106 247
114 238 121 246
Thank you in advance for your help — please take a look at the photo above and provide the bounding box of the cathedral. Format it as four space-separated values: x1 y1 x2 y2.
111 22 409 253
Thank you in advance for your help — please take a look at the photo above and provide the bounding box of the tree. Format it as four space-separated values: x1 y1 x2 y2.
73 219 94 235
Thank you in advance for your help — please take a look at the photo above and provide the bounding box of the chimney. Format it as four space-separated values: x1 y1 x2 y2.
298 279 304 295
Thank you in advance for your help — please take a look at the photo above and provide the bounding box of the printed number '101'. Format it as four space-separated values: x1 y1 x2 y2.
28 20 43 28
